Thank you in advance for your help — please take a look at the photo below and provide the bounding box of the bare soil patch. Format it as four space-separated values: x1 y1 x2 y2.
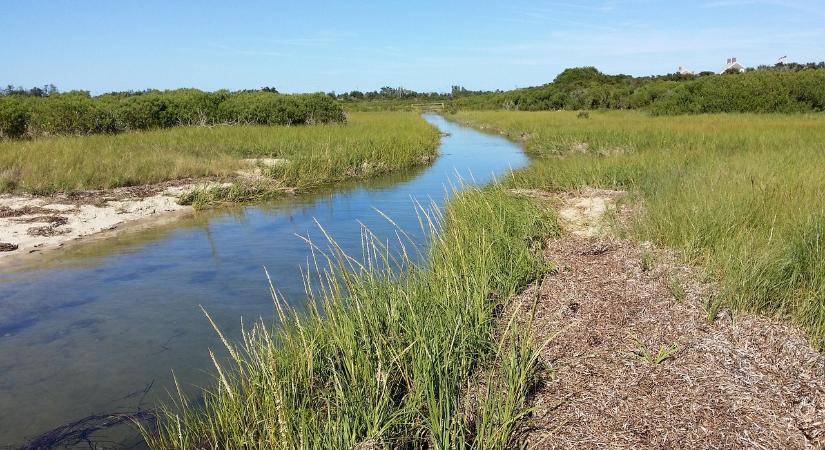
508 190 825 449
510 187 627 237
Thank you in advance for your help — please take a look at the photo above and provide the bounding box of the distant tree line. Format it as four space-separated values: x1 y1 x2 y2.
2 84 59 97
0 88 345 139
6 60 824 139
335 86 449 101
331 85 496 101
450 63 825 114
755 61 825 72
333 61 825 115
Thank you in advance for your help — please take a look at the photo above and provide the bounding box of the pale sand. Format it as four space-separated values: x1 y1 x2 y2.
0 183 199 265
509 187 626 237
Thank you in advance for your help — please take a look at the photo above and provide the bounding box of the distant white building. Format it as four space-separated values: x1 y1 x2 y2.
720 57 745 74
677 66 694 75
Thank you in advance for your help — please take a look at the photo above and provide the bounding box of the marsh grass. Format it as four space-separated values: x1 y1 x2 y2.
453 110 825 347
630 335 680 365
0 112 438 195
140 187 559 449
176 182 284 209
666 276 686 303
704 296 725 324
641 251 655 272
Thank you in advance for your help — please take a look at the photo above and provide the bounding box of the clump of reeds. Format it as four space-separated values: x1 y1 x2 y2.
139 186 559 448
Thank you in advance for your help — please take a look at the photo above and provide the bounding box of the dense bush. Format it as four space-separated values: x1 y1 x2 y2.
0 89 345 139
28 92 118 135
217 92 345 125
451 65 825 115
96 89 232 130
646 70 824 114
0 97 30 138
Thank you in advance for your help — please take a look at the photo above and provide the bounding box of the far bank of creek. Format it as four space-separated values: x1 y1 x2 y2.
0 114 529 448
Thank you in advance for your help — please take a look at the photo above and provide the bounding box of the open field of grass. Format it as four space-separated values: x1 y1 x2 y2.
0 112 438 195
142 187 559 448
453 110 825 347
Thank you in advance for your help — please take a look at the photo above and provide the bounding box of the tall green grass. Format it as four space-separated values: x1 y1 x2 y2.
0 112 438 195
453 110 825 347
140 187 558 448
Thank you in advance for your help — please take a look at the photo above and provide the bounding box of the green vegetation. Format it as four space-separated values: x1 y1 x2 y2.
331 64 825 115
704 296 725 324
450 65 825 114
631 336 680 365
337 86 481 112
666 276 686 303
641 251 655 272
453 110 825 347
0 89 344 139
0 112 438 195
9 63 822 138
141 187 559 448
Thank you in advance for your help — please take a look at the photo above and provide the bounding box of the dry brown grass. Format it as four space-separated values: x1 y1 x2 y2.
507 190 825 449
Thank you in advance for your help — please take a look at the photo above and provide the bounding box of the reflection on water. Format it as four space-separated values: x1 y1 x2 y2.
0 114 528 447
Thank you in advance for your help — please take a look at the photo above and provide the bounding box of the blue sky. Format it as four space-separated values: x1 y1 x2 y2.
2 0 824 94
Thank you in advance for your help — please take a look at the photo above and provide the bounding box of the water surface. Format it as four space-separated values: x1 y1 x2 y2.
0 115 528 447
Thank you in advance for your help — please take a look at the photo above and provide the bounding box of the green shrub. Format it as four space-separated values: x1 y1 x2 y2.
0 97 31 138
27 92 117 136
0 90 346 139
108 93 170 130
218 92 344 125
161 89 227 125
451 66 825 115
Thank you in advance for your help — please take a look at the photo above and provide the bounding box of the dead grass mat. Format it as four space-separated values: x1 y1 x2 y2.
505 190 825 449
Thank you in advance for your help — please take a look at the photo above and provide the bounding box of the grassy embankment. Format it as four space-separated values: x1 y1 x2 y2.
0 112 439 205
453 110 825 347
142 187 559 448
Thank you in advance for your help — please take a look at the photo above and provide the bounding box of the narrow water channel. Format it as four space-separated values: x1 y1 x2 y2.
0 114 528 447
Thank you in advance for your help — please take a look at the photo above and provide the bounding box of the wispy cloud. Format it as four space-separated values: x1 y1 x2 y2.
702 0 825 18
502 2 620 27
204 30 355 58
209 43 291 58
501 0 655 26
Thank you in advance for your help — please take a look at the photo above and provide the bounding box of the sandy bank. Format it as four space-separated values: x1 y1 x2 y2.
0 181 203 265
